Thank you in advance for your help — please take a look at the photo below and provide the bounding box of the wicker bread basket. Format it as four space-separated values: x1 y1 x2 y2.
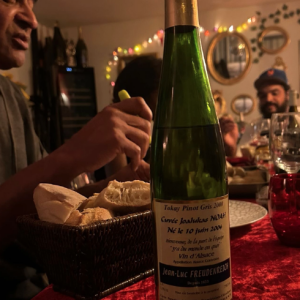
17 211 154 299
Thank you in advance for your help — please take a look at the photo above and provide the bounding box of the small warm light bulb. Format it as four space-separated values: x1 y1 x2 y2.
134 45 141 52
200 27 204 32
106 66 111 72
157 30 164 38
142 41 148 48
251 16 256 23
148 38 153 44
106 74 111 80
117 47 122 53
223 27 228 32
113 51 117 56
153 34 158 40
237 26 243 32
247 18 252 24
123 49 128 54
204 30 210 37
110 81 115 87
242 23 248 30
218 27 223 33
128 48 134 54
213 27 218 32
108 61 112 66
113 56 118 61
229 26 234 32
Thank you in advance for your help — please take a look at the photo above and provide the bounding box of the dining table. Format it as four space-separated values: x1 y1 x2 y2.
32 199 300 300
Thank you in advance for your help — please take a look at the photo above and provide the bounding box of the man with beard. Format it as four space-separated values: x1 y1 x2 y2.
235 68 290 155
254 68 290 119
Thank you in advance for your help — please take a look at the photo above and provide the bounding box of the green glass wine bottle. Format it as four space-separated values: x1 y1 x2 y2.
150 1 232 299
288 90 299 113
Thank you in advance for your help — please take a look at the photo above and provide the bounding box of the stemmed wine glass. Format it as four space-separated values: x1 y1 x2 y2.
270 112 300 173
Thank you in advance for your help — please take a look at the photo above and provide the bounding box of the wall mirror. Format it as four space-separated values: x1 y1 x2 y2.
231 94 255 116
258 26 290 55
207 32 252 85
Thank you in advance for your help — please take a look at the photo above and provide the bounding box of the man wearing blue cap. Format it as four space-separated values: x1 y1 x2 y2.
254 68 290 119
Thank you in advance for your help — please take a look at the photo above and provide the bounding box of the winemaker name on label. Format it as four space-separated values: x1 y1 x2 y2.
154 196 231 299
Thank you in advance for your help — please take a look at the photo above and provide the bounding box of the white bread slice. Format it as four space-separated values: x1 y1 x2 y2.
89 180 150 215
33 183 87 224
80 193 99 210
65 207 112 226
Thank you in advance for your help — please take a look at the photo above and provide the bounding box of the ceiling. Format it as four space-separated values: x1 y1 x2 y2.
34 0 299 28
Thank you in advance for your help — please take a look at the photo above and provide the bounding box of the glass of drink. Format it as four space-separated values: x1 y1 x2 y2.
269 173 300 247
250 118 271 167
270 112 300 173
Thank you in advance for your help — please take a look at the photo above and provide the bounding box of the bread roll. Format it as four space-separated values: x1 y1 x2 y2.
33 183 87 224
88 180 150 215
65 208 112 226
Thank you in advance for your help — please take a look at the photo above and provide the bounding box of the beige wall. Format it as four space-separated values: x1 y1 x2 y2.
64 1 300 122
8 1 300 123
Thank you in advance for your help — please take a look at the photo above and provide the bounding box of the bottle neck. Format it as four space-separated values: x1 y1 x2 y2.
165 0 199 29
78 27 83 40
289 90 298 107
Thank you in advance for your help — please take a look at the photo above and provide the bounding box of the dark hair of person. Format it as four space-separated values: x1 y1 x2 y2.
113 56 162 105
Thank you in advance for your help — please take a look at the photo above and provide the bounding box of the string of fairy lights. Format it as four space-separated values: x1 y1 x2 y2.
105 15 258 87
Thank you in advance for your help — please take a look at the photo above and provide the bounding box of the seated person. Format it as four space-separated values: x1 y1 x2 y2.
105 56 163 176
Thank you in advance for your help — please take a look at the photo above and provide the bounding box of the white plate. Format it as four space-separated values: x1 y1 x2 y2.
229 200 267 228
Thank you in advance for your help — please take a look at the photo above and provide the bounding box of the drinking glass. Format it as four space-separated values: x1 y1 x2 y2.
250 118 271 166
269 173 300 247
270 112 300 173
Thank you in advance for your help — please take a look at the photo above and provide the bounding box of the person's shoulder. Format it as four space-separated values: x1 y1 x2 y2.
0 74 23 96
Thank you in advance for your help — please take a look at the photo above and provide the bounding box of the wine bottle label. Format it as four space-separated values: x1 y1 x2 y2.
153 195 232 300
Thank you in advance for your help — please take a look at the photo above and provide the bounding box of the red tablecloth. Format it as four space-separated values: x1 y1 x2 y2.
33 216 300 300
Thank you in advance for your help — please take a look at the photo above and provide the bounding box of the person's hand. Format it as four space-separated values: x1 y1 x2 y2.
112 160 150 183
61 98 152 173
219 116 239 157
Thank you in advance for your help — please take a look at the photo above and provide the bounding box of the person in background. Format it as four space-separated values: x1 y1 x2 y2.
255 68 290 119
219 115 239 157
0 1 151 298
105 56 163 176
238 68 290 149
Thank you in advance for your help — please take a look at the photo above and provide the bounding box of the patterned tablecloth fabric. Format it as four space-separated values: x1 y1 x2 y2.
33 216 300 300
